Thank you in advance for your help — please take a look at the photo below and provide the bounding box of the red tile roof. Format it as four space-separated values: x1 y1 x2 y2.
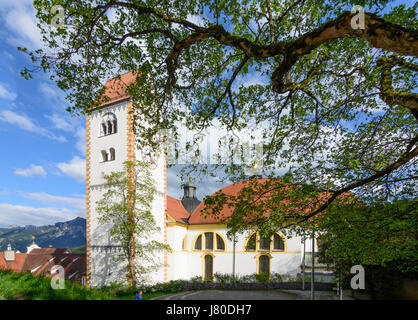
98 71 139 107
21 250 86 280
166 195 190 224
1 247 85 282
0 252 27 272
186 178 353 225
187 179 271 225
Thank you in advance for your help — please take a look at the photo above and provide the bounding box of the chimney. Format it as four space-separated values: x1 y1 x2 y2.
4 243 15 261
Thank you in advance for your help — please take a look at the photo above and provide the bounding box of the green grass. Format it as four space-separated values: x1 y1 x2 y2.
0 270 169 300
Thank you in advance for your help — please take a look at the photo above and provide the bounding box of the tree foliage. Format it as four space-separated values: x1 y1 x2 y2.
316 198 418 273
96 161 166 286
22 0 417 230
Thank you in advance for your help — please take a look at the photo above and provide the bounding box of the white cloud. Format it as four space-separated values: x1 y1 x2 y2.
0 203 81 227
0 110 66 142
0 0 43 50
56 156 85 183
14 164 47 177
0 82 17 100
22 192 85 211
46 113 73 132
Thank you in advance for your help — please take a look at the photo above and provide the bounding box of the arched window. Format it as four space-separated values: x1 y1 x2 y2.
273 233 285 251
109 148 115 161
194 235 202 250
259 235 271 251
205 232 213 250
101 150 109 162
216 234 225 251
245 234 256 251
100 113 117 136
193 232 226 252
244 232 286 252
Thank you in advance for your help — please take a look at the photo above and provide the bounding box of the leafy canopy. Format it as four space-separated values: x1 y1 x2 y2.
23 0 417 230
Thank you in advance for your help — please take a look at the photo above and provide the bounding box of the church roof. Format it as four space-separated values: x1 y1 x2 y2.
166 195 191 224
173 178 353 226
98 71 139 107
187 178 271 225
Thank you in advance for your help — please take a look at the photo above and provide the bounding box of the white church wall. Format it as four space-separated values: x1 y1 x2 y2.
166 226 302 281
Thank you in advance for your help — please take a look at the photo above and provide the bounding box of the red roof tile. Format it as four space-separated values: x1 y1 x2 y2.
0 252 27 272
98 71 139 107
188 179 271 225
166 195 190 224
187 178 354 225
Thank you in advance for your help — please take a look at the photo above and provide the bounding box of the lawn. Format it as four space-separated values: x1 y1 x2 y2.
0 270 169 300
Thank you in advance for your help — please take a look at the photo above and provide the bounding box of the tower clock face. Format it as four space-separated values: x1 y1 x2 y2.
141 145 157 169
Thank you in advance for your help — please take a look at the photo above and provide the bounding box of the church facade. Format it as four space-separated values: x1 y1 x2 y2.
86 72 321 287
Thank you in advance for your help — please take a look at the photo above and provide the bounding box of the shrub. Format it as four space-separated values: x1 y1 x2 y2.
214 273 235 283
162 280 185 293
256 272 270 283
270 272 282 282
190 275 203 283
238 273 257 283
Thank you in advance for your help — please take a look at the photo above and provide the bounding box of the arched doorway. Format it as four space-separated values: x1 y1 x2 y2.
204 255 213 280
259 255 270 275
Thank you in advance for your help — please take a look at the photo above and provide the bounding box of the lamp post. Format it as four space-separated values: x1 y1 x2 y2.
232 233 237 280
302 236 306 291
311 217 315 300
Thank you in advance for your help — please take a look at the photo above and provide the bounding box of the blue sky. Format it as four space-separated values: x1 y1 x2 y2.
0 0 87 227
0 0 229 227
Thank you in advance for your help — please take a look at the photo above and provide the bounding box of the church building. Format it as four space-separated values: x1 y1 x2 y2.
86 72 323 287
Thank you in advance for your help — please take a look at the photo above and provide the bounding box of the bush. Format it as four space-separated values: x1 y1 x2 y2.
256 272 270 283
190 275 203 283
214 273 236 283
270 272 282 282
238 273 257 283
162 280 185 293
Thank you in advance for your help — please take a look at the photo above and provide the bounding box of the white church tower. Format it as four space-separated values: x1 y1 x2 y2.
86 72 167 287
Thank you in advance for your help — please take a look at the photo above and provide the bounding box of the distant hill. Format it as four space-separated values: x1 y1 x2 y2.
0 217 86 253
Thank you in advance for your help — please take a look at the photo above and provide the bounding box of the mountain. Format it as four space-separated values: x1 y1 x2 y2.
0 217 86 253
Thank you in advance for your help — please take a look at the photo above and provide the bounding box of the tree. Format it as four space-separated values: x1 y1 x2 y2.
22 0 417 229
96 160 166 286
316 198 418 273
315 198 417 298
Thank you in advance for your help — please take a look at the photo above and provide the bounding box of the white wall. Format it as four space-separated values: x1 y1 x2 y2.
167 227 303 281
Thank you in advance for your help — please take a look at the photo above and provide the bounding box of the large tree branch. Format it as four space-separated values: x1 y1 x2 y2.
299 134 418 223
272 11 418 92
376 56 418 119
